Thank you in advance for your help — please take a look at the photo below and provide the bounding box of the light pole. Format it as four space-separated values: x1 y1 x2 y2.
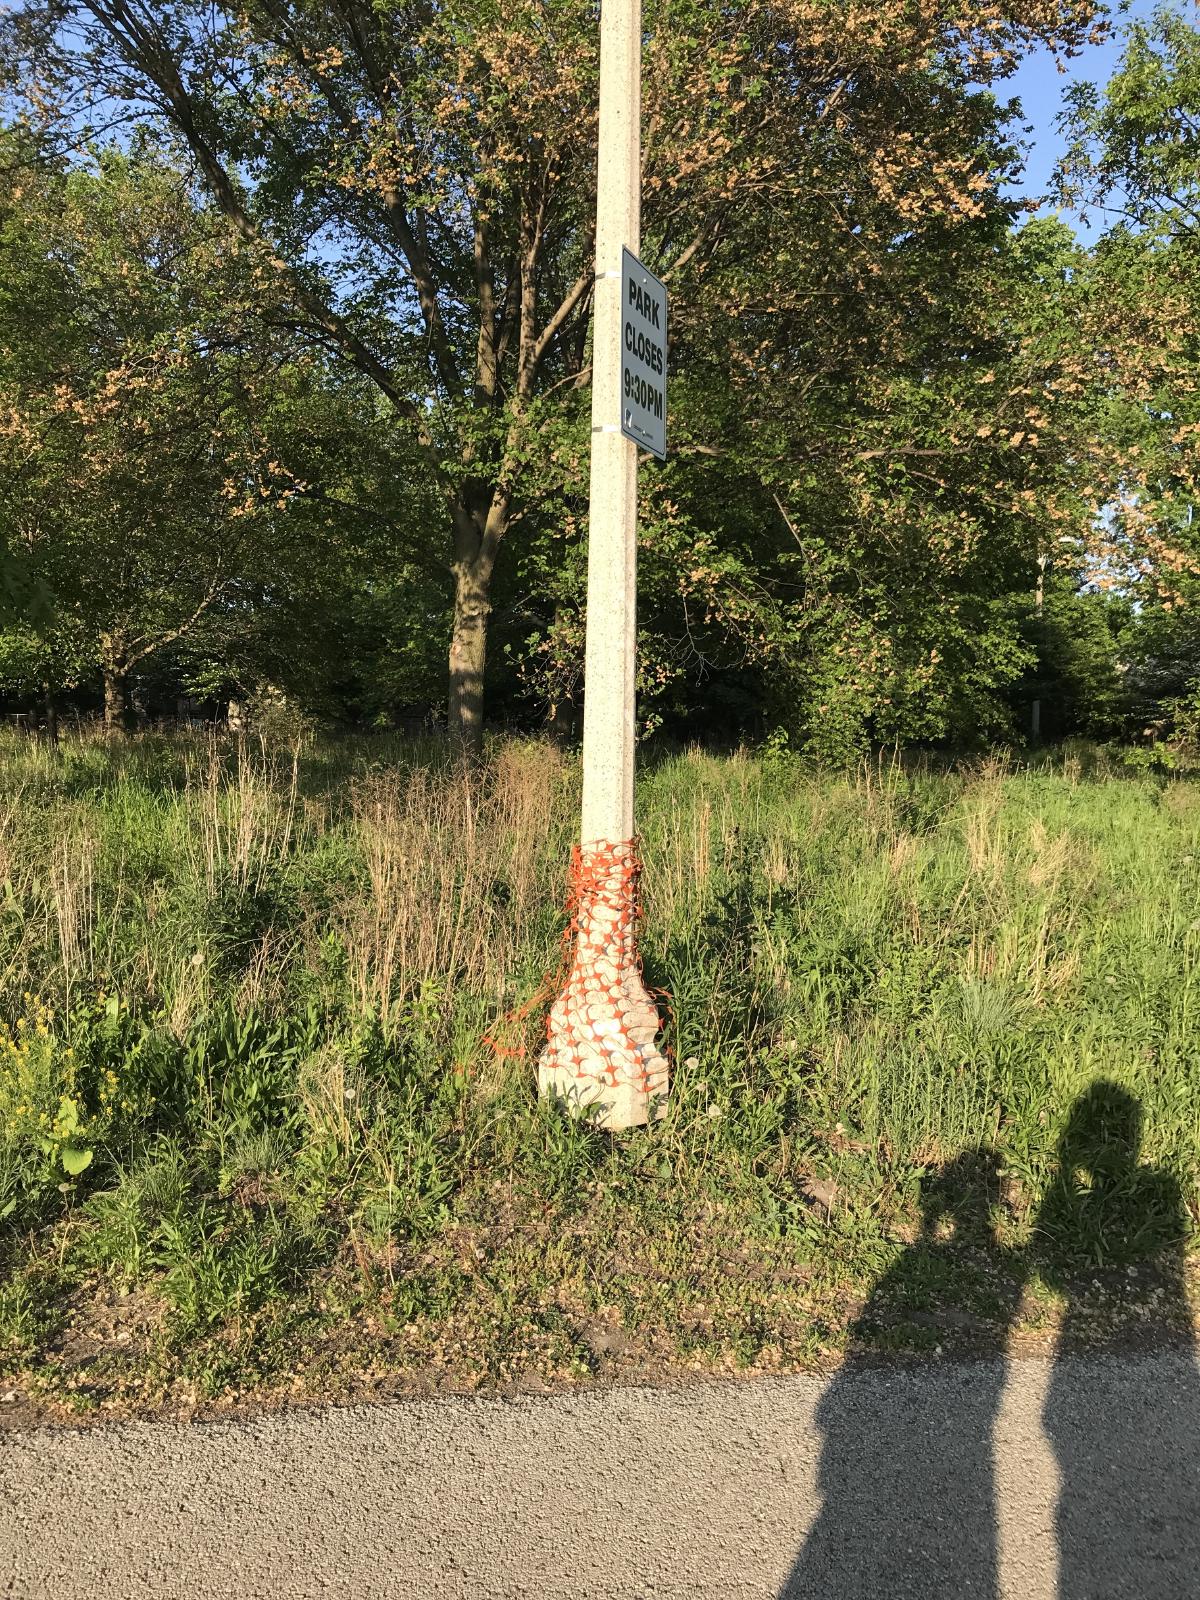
538 0 669 1129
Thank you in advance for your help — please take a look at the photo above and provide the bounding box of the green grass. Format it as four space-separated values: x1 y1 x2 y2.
0 729 1197 1417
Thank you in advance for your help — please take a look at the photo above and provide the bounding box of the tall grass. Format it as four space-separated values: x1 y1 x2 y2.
0 728 1197 1405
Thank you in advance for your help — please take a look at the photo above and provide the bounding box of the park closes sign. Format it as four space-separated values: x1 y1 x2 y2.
620 247 667 460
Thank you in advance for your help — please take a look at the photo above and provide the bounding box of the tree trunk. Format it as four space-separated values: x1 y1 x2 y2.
99 629 131 740
42 682 58 748
544 604 580 745
102 665 128 739
447 558 492 753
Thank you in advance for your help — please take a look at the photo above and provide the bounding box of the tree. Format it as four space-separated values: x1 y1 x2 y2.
0 134 321 731
1057 7 1200 745
6 0 1101 748
511 203 1111 753
659 212 1112 755
172 363 450 723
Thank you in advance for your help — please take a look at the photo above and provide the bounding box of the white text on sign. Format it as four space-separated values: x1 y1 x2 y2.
620 247 667 460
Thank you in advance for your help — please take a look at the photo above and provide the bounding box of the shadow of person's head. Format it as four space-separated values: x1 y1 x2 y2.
917 1148 1003 1248
1058 1079 1142 1178
846 1149 1018 1358
1037 1080 1188 1273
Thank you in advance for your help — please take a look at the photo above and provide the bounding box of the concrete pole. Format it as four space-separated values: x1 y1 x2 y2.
538 0 668 1129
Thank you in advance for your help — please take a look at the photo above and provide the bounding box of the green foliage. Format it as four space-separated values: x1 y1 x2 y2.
1026 583 1134 740
0 131 446 729
0 0 1112 744
0 734 1196 1404
1061 5 1200 227
1055 10 1200 753
0 9 1193 749
0 136 289 701
0 997 103 1224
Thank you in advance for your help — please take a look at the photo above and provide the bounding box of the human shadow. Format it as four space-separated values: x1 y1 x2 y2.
781 1090 1200 1599
1034 1082 1200 1599
781 1150 1025 1598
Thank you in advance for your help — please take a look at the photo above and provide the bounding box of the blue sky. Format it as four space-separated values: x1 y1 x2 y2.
1002 0 1163 232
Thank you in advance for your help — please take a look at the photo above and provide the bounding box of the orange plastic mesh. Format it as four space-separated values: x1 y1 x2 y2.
485 837 667 1096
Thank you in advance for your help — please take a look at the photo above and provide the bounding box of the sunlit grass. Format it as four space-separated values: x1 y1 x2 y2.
0 729 1196 1412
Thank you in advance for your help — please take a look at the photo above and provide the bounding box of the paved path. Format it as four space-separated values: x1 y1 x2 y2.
4 1351 1200 1598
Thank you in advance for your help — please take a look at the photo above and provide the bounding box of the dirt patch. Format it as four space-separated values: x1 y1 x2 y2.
4 1253 1198 1434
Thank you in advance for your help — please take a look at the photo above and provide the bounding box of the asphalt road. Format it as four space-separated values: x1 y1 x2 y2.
4 1351 1200 1599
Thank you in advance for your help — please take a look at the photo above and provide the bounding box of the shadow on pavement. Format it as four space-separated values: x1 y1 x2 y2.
1036 1083 1200 1600
780 1149 1022 1598
780 1085 1200 1599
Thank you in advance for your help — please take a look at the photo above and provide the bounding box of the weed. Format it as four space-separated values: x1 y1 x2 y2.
0 730 1195 1411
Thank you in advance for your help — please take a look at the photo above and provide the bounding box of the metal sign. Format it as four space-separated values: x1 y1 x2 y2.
620 247 667 460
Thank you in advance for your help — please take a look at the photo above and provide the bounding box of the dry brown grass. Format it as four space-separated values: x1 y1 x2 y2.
189 741 303 898
339 745 568 1029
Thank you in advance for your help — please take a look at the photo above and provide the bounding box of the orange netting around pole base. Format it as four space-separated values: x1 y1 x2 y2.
484 838 669 1111
539 837 668 1102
